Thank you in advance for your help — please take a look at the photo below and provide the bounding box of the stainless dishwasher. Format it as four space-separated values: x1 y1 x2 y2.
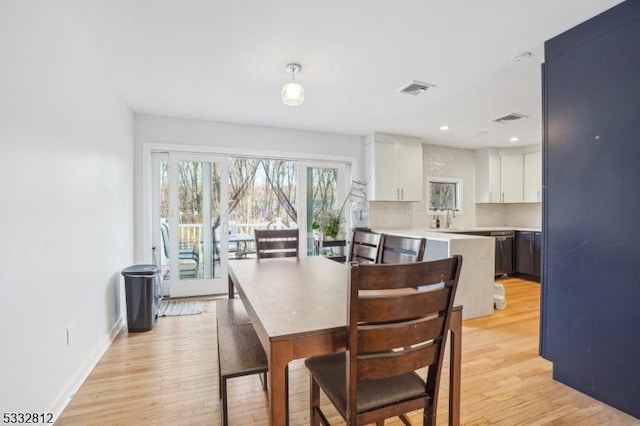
491 231 514 277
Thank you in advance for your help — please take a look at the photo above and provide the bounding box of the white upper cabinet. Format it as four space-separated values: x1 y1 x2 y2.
524 151 542 202
365 133 423 201
475 146 540 204
475 149 501 203
500 153 524 203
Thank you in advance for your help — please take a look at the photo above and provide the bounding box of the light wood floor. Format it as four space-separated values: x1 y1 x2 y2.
57 278 640 425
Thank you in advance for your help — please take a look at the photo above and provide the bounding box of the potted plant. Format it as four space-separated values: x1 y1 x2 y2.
316 210 343 240
324 213 341 240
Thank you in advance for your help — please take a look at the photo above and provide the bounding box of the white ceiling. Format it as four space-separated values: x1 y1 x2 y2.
60 0 625 149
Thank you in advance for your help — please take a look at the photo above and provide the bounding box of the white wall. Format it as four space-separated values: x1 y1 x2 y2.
0 1 133 419
134 115 362 260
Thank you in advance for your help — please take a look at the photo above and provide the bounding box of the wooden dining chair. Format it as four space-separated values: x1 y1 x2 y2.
254 229 299 259
378 234 426 264
349 229 383 264
304 256 462 426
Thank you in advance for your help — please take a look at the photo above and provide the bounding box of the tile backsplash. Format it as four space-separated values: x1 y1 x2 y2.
476 203 542 228
370 201 542 230
368 201 413 229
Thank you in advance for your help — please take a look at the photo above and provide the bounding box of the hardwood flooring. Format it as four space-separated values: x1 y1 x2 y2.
57 278 640 425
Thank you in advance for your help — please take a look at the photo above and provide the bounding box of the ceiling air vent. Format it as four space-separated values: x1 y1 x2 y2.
491 113 528 123
397 80 436 96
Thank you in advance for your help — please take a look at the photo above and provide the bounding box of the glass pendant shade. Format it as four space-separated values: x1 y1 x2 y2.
281 81 305 106
281 63 304 106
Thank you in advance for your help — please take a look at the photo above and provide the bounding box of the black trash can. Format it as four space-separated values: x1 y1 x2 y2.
121 264 161 331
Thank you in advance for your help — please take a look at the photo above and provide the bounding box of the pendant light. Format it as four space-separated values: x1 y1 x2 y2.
281 63 305 106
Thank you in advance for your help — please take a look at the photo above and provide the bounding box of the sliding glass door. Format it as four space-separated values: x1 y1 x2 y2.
152 152 229 297
299 161 348 256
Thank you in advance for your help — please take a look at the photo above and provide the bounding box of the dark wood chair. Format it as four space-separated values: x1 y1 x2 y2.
254 229 299 259
378 234 426 264
349 229 383 264
304 256 462 426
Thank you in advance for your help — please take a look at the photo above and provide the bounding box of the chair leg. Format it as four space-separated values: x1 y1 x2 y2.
423 406 434 426
221 376 229 426
310 376 321 426
398 414 411 425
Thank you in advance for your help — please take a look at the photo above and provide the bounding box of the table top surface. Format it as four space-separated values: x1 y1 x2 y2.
229 256 348 340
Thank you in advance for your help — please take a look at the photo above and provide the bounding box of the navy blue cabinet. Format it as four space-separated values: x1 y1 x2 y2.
542 1 640 419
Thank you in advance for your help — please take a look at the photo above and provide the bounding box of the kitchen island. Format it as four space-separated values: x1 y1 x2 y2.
375 228 495 320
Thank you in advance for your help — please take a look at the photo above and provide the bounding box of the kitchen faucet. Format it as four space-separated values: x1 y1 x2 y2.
444 209 456 228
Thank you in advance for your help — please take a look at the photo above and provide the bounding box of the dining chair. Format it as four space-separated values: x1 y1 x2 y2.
254 229 299 259
378 234 426 264
304 255 462 426
349 229 383 264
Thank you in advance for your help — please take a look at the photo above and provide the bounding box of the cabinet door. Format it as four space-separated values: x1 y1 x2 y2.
397 143 423 201
534 232 542 277
524 151 542 202
366 142 398 201
516 232 535 275
500 154 524 203
475 153 500 203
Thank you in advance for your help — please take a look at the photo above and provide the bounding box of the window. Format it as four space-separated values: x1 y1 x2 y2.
427 177 462 213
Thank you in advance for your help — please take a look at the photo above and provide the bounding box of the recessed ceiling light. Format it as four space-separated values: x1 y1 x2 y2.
509 137 520 142
439 125 450 131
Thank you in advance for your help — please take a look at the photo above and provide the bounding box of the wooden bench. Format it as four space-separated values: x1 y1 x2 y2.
216 299 268 426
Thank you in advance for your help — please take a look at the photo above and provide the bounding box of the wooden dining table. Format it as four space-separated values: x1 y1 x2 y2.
228 256 462 426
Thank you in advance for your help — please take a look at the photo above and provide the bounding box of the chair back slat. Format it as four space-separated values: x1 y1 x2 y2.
351 245 379 264
378 234 426 264
356 342 440 381
254 229 299 259
349 230 382 264
357 316 445 353
357 258 458 291
359 288 449 323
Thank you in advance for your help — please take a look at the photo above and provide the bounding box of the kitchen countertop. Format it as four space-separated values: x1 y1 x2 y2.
374 227 542 240
374 228 490 242
429 226 542 233
373 227 495 320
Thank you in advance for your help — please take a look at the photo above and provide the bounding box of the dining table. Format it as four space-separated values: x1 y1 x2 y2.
228 255 462 426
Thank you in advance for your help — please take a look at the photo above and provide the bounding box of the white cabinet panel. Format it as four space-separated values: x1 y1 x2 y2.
396 143 423 201
524 151 542 202
366 139 423 201
475 150 501 203
500 154 524 203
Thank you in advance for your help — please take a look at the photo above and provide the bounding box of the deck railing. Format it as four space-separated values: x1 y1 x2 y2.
178 222 269 242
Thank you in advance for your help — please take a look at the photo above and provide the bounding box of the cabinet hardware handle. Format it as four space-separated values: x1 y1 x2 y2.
502 192 505 203
530 241 533 254
401 188 404 200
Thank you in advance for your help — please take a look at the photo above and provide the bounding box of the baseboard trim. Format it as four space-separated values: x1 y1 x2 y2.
50 315 125 422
